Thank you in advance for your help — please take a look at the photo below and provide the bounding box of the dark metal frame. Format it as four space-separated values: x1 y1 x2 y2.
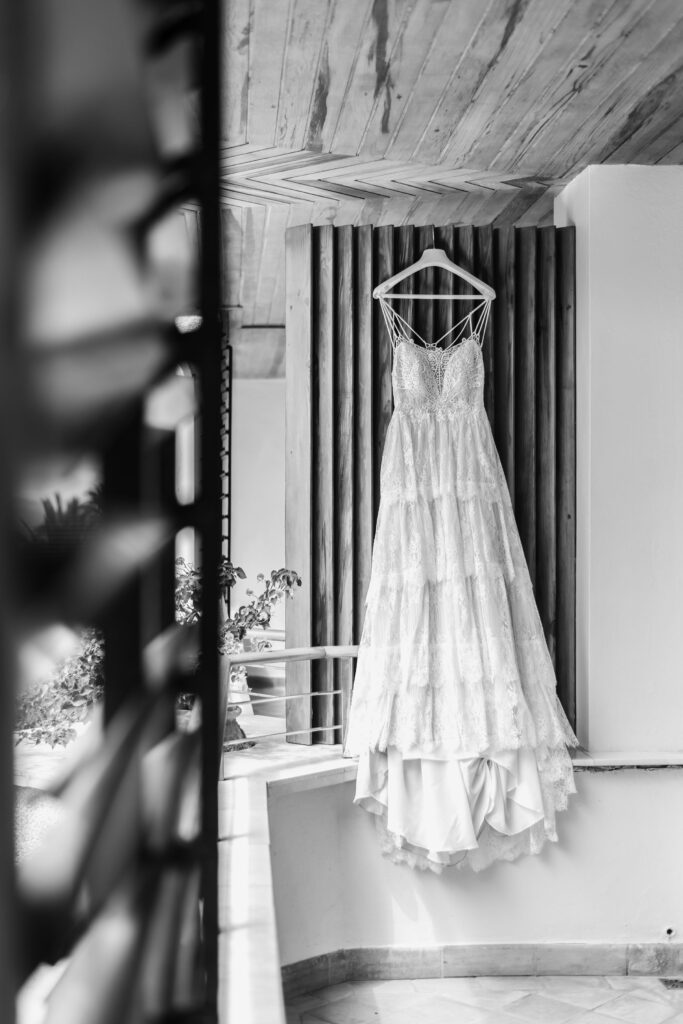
197 0 223 1009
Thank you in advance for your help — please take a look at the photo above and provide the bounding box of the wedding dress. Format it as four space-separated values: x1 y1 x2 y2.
344 324 578 872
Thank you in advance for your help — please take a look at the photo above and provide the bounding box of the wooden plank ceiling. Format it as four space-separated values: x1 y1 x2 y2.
220 0 683 375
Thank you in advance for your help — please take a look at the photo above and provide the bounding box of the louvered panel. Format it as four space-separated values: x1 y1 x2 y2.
286 223 576 733
28 326 177 451
12 0 224 1012
0 2 18 1014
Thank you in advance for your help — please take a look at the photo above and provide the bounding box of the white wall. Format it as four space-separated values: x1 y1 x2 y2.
270 774 683 964
555 166 683 753
269 165 683 967
231 378 286 629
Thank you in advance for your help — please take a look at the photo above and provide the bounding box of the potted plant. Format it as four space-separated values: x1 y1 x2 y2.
175 557 301 746
16 488 301 753
16 490 105 748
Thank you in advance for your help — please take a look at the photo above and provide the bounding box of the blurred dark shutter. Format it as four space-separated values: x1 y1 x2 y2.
5 1 225 1020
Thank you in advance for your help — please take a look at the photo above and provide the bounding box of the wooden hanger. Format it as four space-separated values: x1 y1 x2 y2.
373 247 496 301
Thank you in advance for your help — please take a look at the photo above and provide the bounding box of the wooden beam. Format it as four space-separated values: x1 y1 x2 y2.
536 226 557 662
354 226 374 642
284 225 313 742
493 225 516 499
312 225 336 740
514 227 537 583
334 225 356 736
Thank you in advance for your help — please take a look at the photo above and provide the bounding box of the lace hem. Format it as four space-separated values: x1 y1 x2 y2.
359 745 576 874
374 815 555 874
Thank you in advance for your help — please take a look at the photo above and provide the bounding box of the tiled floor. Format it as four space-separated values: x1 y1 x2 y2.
286 976 683 1024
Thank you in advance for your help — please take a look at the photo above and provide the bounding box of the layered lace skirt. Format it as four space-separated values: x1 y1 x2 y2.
344 407 578 872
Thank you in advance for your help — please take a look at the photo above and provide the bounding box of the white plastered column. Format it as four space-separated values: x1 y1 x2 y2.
555 165 683 753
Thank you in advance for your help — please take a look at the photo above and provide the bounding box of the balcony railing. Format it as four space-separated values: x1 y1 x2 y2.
220 645 360 751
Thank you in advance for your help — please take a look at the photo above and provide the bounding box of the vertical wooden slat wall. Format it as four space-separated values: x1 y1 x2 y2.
515 228 538 586
354 226 375 733
373 228 394 520
494 226 517 500
286 223 576 735
537 227 557 662
312 224 335 738
285 224 314 739
334 227 356 737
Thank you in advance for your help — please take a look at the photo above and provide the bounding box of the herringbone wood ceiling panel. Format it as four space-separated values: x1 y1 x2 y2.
219 0 683 369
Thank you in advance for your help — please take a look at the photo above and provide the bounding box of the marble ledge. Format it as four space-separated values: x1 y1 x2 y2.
222 744 683 797
571 749 683 770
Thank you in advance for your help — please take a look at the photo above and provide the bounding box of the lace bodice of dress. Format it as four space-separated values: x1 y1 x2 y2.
393 336 484 417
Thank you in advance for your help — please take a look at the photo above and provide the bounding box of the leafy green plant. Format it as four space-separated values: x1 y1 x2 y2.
16 489 301 746
16 490 105 746
174 558 301 750
15 629 104 746
175 556 301 661
22 488 103 553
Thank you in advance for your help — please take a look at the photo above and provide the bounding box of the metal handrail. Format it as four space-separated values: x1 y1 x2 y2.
224 644 359 666
220 645 360 757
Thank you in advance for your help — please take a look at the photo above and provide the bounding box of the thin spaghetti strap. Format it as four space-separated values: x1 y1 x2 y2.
474 300 491 347
380 293 492 352
384 302 428 347
380 297 413 351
